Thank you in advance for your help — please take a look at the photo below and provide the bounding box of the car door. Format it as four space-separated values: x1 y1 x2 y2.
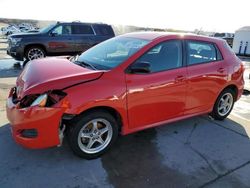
185 40 227 115
126 40 187 129
71 24 95 53
47 24 75 53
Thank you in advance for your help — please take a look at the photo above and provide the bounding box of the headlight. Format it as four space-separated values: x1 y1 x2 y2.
11 38 22 46
31 94 48 107
19 90 67 108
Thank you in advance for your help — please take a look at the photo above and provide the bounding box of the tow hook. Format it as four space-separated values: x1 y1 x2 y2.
58 122 66 147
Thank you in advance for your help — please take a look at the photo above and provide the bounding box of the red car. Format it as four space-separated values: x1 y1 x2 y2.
6 32 244 159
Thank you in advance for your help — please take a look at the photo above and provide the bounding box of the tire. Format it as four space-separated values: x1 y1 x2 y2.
25 46 46 61
210 89 235 120
22 59 30 68
68 110 118 159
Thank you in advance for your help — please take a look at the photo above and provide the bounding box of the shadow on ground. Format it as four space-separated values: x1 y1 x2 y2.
1 116 250 188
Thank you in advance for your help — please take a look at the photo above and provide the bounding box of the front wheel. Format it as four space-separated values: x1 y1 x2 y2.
25 46 46 61
68 110 118 159
210 89 235 120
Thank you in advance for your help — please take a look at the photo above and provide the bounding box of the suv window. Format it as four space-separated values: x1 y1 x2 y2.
134 40 182 73
93 25 114 36
52 25 72 35
187 41 219 65
72 25 94 35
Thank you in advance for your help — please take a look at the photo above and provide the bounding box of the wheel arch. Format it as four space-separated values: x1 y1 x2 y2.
210 84 237 120
71 106 123 133
24 44 47 56
219 84 238 101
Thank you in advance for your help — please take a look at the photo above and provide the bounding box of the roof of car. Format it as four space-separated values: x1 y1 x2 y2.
57 21 110 26
121 32 224 43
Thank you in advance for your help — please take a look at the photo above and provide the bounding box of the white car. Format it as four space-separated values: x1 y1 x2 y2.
3 26 21 36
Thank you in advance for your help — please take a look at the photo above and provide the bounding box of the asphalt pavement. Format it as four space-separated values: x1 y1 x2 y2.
0 58 249 188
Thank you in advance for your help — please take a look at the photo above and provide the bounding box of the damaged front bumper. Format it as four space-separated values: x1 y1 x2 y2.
6 94 67 149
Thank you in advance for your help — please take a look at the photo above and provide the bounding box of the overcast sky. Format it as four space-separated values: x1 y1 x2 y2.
0 0 249 32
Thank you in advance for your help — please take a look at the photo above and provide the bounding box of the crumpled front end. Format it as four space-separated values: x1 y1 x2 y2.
6 87 67 149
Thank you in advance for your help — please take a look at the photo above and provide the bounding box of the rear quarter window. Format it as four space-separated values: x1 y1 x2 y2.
223 40 235 55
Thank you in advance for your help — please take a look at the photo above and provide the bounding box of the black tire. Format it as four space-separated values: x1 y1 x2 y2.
22 59 30 68
68 110 118 159
210 89 235 120
25 46 46 61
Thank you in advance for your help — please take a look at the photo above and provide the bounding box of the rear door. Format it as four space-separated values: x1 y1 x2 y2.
71 24 95 53
47 24 75 53
126 40 187 129
185 40 227 115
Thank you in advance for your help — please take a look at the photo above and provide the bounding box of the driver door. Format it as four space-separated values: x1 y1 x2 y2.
47 24 75 53
126 40 187 129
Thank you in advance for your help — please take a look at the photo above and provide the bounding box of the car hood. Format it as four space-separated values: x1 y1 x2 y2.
10 32 43 38
16 57 104 99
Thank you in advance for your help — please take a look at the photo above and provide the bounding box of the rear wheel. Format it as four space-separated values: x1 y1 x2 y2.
25 46 46 61
68 110 118 159
210 89 235 120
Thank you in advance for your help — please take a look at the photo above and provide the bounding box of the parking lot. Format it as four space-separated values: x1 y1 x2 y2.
0 35 250 188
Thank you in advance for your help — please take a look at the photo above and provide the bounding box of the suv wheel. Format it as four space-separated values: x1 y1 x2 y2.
68 110 118 159
25 46 46 61
211 89 235 120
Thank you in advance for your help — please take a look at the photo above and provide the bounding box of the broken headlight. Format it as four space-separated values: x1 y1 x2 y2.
19 90 67 108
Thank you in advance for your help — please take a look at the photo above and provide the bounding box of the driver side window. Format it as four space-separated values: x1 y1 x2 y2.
52 25 72 35
135 40 182 73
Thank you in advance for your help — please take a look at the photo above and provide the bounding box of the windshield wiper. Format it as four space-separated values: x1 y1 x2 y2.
74 60 97 70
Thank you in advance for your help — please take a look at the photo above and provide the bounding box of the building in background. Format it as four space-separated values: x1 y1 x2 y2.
233 26 250 56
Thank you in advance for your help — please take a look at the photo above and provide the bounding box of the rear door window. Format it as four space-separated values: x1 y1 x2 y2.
186 41 221 65
72 25 94 35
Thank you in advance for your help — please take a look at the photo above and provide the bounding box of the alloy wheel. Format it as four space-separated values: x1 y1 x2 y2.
218 93 234 116
77 118 113 154
27 48 45 60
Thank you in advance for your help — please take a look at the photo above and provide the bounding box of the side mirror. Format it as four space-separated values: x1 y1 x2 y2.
128 61 151 74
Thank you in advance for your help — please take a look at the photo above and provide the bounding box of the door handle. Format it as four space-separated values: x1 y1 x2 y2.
217 68 225 73
175 75 185 82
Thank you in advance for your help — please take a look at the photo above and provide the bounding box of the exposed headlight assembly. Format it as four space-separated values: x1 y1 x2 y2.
19 90 67 108
31 93 48 107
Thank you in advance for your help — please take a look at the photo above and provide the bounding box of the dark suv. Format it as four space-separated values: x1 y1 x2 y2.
7 22 115 61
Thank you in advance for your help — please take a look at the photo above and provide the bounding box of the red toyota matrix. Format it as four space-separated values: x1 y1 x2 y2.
6 32 244 159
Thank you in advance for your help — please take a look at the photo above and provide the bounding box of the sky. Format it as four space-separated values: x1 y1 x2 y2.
0 0 249 32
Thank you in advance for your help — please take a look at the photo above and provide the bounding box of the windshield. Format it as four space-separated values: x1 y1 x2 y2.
77 37 149 70
39 24 56 33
